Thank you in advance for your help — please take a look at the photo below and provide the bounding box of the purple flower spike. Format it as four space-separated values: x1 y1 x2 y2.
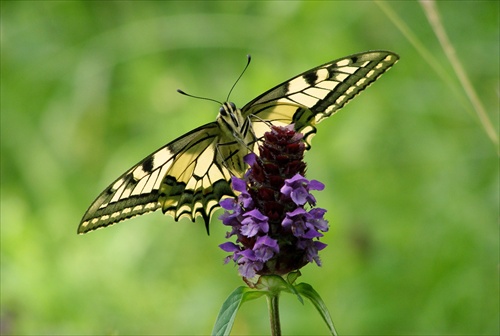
219 126 329 279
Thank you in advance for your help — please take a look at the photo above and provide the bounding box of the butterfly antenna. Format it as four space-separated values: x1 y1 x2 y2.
177 89 222 105
226 54 251 102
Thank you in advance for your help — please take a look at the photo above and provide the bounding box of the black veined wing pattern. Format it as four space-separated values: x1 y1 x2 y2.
79 50 399 234
243 50 399 149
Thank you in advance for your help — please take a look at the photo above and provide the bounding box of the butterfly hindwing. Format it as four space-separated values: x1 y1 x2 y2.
244 50 399 148
80 50 399 234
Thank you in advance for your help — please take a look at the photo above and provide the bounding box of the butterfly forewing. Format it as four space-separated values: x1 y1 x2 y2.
244 51 399 147
79 50 398 234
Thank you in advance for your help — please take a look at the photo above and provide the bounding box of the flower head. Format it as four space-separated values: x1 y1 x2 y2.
219 125 329 279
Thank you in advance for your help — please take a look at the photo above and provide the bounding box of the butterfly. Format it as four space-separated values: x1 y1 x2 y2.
79 50 399 234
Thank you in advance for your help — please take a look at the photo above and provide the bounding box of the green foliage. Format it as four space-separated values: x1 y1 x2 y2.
212 274 337 336
1 1 498 335
212 286 264 336
295 283 336 335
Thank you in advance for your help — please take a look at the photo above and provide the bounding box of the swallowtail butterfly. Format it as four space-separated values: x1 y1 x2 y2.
79 50 399 234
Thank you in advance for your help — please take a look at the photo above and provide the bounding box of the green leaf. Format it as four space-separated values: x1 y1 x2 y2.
212 286 265 336
295 283 338 336
286 271 301 285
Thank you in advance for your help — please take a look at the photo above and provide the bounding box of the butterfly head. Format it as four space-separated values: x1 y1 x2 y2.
217 101 247 134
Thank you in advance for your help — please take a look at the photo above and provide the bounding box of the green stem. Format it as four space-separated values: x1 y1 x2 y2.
266 291 281 336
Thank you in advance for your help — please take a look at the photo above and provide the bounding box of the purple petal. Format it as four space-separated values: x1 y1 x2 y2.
280 175 305 197
310 208 326 218
253 236 279 261
290 186 309 205
314 241 328 251
309 180 325 191
254 235 279 251
219 198 237 211
243 209 268 221
240 221 259 237
282 208 308 234
240 248 256 261
287 173 307 185
238 260 263 278
287 207 308 217
303 229 323 239
244 153 257 166
297 240 327 266
240 209 269 236
280 185 292 197
306 194 317 206
231 177 247 193
308 208 329 232
219 242 240 253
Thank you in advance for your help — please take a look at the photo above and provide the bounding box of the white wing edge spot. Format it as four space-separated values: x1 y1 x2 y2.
366 69 376 79
355 77 368 86
145 203 157 210
386 55 398 62
324 105 336 115
335 95 348 106
345 86 356 96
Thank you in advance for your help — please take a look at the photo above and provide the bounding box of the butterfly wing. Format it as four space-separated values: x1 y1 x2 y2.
80 51 398 234
242 50 399 148
78 122 236 234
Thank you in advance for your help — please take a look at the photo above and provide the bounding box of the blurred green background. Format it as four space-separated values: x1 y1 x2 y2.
1 1 498 335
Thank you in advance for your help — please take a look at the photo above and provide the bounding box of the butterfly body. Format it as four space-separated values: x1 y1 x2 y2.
216 101 255 174
79 50 399 234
